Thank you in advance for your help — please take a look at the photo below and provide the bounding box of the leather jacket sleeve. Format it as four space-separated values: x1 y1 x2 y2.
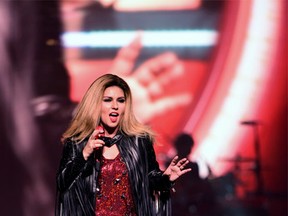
139 136 172 215
140 137 174 192
56 138 91 192
55 137 99 216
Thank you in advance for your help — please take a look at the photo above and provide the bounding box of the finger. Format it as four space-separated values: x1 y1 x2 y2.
145 63 184 97
178 158 189 164
177 158 187 168
149 94 193 116
182 160 190 167
180 168 192 175
170 156 179 166
91 127 105 139
95 125 104 133
133 94 193 123
176 158 188 167
108 32 142 76
179 162 190 171
156 62 184 85
89 133 96 141
91 140 105 149
134 52 179 85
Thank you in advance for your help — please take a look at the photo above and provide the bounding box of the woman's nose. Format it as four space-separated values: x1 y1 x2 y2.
112 100 118 109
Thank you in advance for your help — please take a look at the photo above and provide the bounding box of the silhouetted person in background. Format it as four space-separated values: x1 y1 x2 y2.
168 133 218 216
174 133 200 180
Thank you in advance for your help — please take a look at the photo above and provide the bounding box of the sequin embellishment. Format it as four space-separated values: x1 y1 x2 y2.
96 154 136 216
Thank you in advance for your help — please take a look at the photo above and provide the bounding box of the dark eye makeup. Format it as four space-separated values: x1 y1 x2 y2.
117 98 125 103
102 97 125 103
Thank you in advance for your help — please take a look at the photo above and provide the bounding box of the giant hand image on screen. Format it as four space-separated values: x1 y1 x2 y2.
60 0 224 172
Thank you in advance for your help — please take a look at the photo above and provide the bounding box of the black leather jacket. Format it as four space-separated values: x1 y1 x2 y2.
55 133 172 216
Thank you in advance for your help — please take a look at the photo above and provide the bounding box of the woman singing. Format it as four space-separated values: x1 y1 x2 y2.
55 74 191 216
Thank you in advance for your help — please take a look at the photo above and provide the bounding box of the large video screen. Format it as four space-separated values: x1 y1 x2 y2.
60 0 225 169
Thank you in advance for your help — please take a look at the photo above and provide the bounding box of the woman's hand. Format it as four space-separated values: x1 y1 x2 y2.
82 128 105 160
108 34 192 123
163 156 191 182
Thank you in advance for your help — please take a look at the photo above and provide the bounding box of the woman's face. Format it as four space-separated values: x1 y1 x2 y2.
100 86 126 134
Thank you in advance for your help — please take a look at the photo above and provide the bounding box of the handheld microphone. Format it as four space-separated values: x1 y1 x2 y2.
95 126 114 147
95 126 105 138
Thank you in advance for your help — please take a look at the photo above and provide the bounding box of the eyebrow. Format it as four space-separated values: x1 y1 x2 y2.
103 96 125 98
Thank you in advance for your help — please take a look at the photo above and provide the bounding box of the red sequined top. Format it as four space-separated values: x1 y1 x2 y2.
95 154 137 216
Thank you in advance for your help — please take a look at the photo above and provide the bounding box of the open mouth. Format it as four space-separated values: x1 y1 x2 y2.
109 112 119 122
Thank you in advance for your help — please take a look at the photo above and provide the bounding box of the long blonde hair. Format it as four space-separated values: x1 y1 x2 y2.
62 74 154 142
